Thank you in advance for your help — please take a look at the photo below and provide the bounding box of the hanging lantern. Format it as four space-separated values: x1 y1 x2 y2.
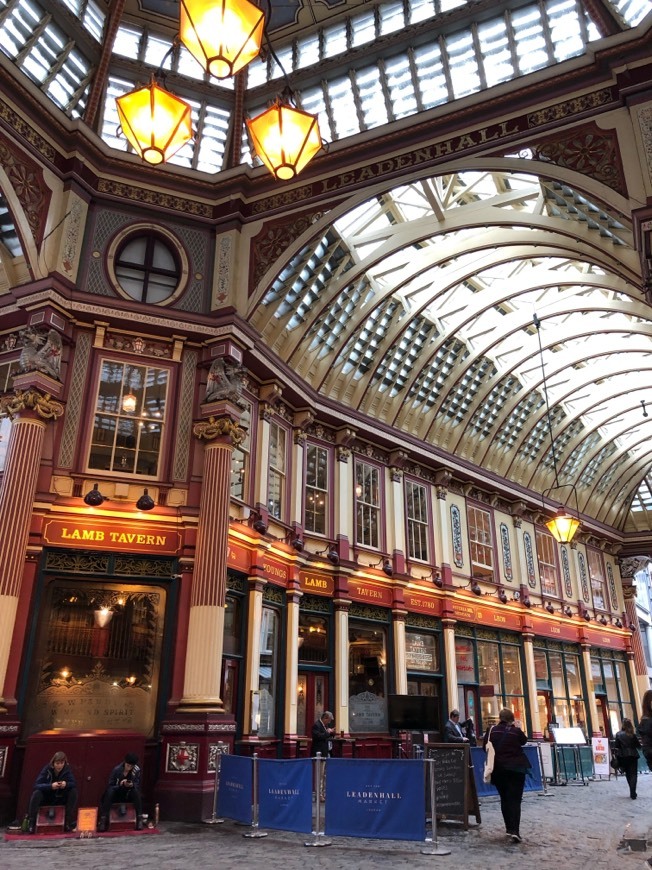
116 78 192 165
180 0 264 79
247 99 321 180
545 506 580 544
122 391 137 413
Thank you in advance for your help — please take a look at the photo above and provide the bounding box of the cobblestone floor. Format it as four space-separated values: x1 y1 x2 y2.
2 772 651 870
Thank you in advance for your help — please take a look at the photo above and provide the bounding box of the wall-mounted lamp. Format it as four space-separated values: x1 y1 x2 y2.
545 601 555 614
289 536 304 552
371 557 393 577
432 570 444 589
83 483 107 507
598 614 608 626
497 588 508 604
582 609 591 622
614 617 623 628
521 594 532 608
93 607 114 629
249 510 268 534
563 605 573 617
534 314 581 544
629 621 637 632
316 545 340 566
469 579 482 596
136 489 155 511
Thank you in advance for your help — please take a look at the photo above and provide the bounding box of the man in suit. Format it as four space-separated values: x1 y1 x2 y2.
443 709 469 743
311 710 335 799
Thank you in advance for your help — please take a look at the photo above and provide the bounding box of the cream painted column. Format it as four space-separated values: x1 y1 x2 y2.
284 589 302 737
334 599 350 733
433 472 453 567
393 610 408 695
253 401 273 513
442 619 459 714
179 413 245 711
580 642 601 737
386 464 406 570
0 388 64 711
334 443 355 558
619 559 649 699
243 578 264 734
289 424 308 532
521 633 542 738
626 650 643 718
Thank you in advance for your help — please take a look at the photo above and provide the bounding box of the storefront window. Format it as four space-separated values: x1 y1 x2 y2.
535 642 587 734
406 631 438 672
258 606 279 737
348 622 387 732
305 444 329 535
591 651 634 735
223 594 243 655
299 614 329 664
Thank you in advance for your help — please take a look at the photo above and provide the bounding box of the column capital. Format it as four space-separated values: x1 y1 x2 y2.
1 387 64 421
193 415 246 447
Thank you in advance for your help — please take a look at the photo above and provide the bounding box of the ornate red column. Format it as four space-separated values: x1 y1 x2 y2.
0 385 63 825
156 392 246 822
0 387 64 711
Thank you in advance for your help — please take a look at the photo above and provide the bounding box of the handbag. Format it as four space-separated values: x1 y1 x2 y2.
483 728 495 783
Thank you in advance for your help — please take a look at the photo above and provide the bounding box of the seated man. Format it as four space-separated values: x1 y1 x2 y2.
27 750 78 833
99 752 143 831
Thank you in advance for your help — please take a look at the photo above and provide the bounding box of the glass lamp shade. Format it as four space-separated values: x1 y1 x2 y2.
545 507 580 543
180 0 264 79
116 80 192 165
122 392 137 413
247 101 322 180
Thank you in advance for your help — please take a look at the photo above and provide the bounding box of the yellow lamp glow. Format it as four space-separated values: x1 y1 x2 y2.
247 100 322 180
180 0 264 79
545 507 580 544
122 392 137 413
116 79 193 165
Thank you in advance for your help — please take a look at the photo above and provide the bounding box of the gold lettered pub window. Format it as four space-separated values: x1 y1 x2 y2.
24 579 166 738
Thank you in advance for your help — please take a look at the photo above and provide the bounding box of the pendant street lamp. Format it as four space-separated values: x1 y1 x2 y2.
116 77 193 165
247 97 322 180
534 313 581 544
180 0 265 79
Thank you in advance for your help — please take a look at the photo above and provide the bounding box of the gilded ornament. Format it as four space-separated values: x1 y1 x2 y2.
1 388 64 420
193 416 246 447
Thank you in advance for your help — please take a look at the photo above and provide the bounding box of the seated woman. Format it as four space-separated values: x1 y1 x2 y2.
27 750 78 833
99 752 143 831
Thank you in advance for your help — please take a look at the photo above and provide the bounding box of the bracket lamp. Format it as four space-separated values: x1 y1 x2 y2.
563 605 573 617
469 579 482 596
83 483 107 507
136 489 155 511
614 617 623 628
545 601 555 614
497 588 508 604
534 314 581 544
316 545 340 566
116 77 193 165
598 614 608 626
432 570 443 589
521 594 532 608
180 0 265 79
289 535 304 552
371 557 393 577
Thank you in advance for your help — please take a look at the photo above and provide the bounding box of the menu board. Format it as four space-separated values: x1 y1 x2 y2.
405 633 437 672
425 744 471 828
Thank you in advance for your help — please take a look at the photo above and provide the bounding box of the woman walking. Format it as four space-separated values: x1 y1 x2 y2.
614 718 641 799
483 708 531 844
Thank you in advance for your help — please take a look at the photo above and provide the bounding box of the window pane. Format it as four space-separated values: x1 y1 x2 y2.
348 623 387 732
258 606 278 737
501 646 523 696
305 444 329 534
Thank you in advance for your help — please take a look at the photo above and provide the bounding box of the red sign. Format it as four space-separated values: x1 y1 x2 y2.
449 598 521 630
403 590 442 616
227 540 250 572
43 518 180 554
347 579 393 607
260 557 289 585
582 626 627 650
530 616 579 643
299 571 334 596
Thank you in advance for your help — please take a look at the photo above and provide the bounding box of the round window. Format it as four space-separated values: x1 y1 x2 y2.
114 232 181 303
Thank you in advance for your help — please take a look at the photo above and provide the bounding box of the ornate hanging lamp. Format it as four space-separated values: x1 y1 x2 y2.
247 96 322 180
179 0 265 79
116 77 193 165
534 314 581 544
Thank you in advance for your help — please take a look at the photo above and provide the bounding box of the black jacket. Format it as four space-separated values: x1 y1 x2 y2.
33 762 77 793
637 716 652 752
483 722 531 772
614 730 641 758
311 718 333 757
106 762 142 791
443 719 466 743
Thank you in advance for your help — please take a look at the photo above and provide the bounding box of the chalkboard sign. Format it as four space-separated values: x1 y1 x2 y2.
425 743 480 829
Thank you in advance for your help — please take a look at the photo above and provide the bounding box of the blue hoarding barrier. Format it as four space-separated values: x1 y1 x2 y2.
470 745 543 797
258 758 313 834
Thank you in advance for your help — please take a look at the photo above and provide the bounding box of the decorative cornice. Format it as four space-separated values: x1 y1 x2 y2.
1 388 64 420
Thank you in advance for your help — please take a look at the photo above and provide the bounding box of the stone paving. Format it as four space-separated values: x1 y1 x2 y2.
2 772 652 870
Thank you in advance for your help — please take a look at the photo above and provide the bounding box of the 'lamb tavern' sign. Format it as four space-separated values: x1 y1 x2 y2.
43 518 181 554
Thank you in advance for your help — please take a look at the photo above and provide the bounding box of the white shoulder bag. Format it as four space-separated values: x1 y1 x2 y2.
483 727 495 783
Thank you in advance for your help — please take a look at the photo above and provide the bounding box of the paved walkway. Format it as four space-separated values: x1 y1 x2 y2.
2 773 651 870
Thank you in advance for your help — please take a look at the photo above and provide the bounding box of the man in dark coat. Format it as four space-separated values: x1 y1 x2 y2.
99 752 143 831
443 709 469 743
311 711 335 799
27 750 78 833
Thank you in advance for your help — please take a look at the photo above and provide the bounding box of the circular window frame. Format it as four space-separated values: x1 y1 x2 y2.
107 224 190 306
